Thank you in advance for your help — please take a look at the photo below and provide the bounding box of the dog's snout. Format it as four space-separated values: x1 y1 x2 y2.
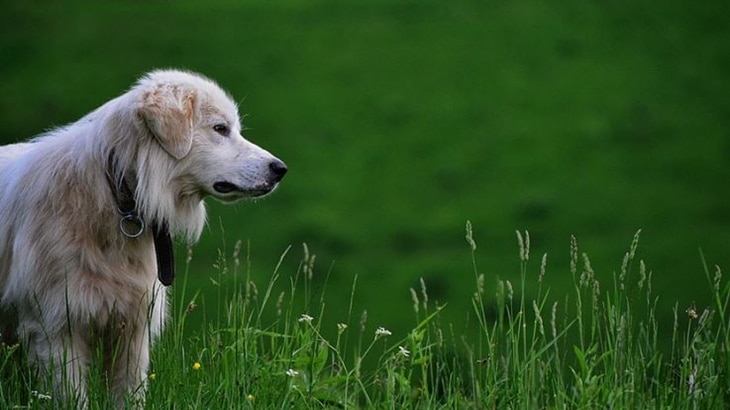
269 159 288 182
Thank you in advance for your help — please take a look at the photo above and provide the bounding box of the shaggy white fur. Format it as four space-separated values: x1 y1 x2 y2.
0 69 286 407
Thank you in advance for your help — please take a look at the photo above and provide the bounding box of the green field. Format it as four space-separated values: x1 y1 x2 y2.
3 234 730 408
2 0 729 382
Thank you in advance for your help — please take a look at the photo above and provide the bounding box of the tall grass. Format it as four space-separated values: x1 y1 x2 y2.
1 224 729 408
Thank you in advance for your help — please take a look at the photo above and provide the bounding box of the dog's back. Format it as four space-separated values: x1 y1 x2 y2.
0 142 32 169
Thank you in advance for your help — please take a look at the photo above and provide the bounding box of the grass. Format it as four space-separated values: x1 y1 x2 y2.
2 224 729 408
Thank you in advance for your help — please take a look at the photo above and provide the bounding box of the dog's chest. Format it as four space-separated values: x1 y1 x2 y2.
72 238 161 325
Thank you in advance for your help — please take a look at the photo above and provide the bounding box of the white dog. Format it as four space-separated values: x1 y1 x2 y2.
0 69 287 407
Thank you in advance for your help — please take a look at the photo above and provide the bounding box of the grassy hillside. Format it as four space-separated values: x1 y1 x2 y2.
2 0 729 347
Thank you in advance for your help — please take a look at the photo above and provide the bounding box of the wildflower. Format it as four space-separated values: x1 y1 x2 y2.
298 314 314 323
247 394 254 402
398 346 410 357
286 368 299 377
375 327 392 338
148 373 156 381
192 362 201 370
337 323 348 334
31 391 52 401
686 304 698 320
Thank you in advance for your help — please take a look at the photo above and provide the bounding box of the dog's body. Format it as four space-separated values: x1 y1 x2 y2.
0 70 286 406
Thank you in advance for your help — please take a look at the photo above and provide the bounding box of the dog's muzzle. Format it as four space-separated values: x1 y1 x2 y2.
213 159 288 198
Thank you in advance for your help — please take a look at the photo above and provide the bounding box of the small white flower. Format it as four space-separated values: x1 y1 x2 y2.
31 391 52 401
286 368 299 377
375 327 392 337
337 323 348 334
398 346 410 357
298 314 314 323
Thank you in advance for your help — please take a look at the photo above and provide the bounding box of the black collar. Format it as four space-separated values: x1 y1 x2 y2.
105 155 176 286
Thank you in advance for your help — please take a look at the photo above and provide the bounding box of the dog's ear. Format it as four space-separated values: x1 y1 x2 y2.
137 85 196 159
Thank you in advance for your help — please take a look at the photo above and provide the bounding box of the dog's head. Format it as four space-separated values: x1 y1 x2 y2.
135 70 287 202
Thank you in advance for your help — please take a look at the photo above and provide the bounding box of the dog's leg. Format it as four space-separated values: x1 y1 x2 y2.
56 336 91 408
107 321 150 409
108 284 166 409
22 321 91 408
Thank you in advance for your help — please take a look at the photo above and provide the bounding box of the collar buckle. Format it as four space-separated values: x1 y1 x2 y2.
119 212 146 238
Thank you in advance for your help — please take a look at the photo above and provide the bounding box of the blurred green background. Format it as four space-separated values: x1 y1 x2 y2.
2 0 729 343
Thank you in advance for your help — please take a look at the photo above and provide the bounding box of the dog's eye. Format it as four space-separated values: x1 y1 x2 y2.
213 124 230 136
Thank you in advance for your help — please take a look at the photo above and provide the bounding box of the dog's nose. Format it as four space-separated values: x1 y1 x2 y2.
269 159 288 182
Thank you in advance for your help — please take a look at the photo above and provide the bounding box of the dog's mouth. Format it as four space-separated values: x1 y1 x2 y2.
212 182 239 194
212 181 277 199
211 162 286 201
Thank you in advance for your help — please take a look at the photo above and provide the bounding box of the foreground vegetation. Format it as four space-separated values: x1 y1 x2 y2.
1 225 728 408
